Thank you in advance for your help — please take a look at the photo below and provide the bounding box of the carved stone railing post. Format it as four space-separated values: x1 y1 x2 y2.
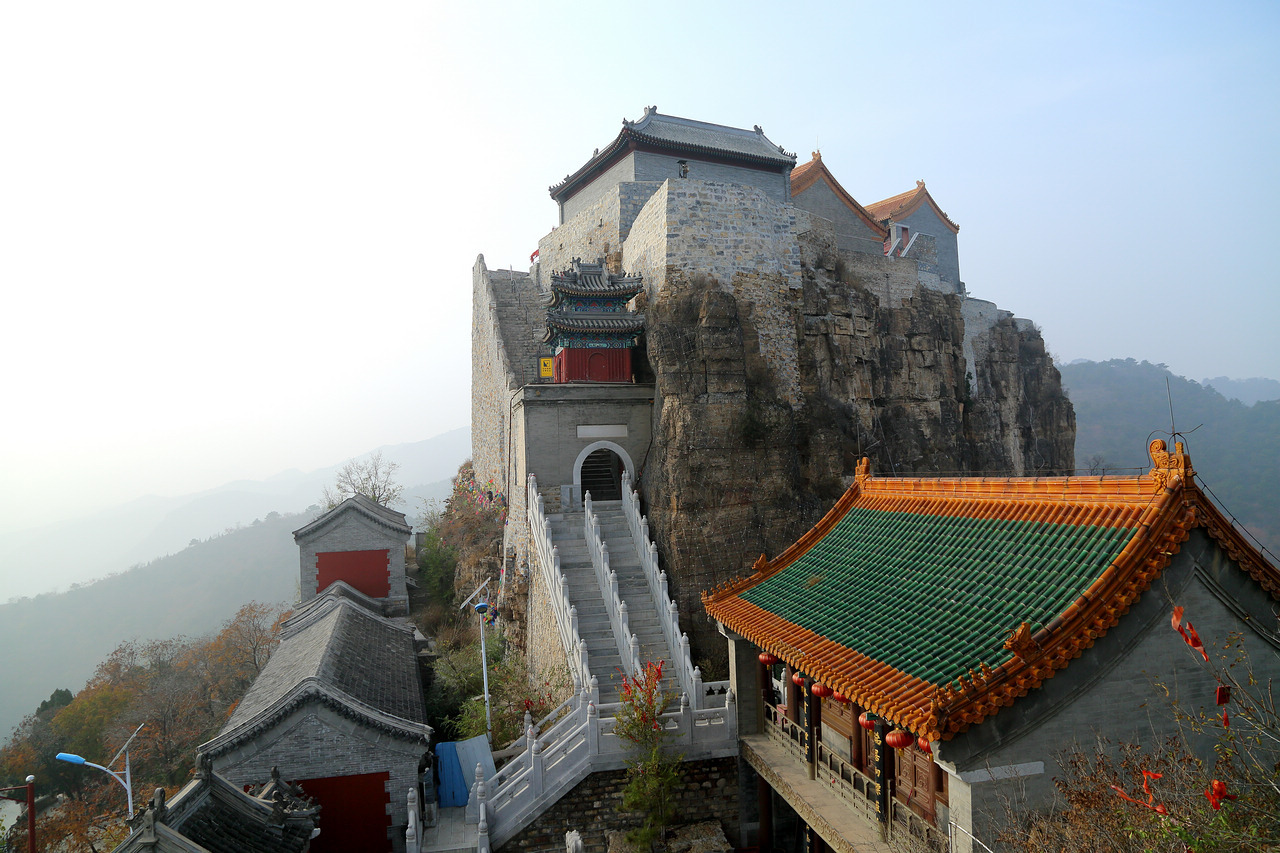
587 702 600 754
477 803 491 853
693 666 704 703
467 763 487 824
725 689 738 740
406 788 420 853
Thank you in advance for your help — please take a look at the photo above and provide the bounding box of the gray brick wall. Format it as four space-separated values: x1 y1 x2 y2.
296 508 409 616
212 705 427 853
791 177 886 256
633 150 789 204
937 530 1280 847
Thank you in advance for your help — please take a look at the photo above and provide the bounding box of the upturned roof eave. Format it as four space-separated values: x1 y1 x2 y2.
703 442 1279 740
790 154 888 239
865 182 960 233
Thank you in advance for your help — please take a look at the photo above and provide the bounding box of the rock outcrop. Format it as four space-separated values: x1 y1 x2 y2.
638 234 1074 657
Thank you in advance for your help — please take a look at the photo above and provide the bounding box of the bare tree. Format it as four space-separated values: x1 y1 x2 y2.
322 451 404 509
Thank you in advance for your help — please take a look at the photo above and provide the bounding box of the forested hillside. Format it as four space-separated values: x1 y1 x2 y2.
0 513 305 741
0 603 288 851
1061 359 1279 554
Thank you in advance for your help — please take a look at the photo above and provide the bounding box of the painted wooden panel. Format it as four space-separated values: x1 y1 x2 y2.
297 771 391 853
316 549 391 598
554 348 631 383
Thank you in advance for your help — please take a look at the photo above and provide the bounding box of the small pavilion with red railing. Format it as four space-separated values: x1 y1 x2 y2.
544 258 644 383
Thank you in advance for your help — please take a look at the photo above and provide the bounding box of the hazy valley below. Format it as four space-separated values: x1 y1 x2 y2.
0 428 470 738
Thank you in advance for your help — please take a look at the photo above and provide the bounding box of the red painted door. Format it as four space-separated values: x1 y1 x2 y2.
297 771 391 853
316 550 391 598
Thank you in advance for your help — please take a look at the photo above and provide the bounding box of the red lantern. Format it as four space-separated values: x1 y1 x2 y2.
792 672 807 687
1216 685 1231 705
758 652 779 666
858 711 877 731
832 691 849 703
885 730 913 750
917 736 932 754
811 682 833 698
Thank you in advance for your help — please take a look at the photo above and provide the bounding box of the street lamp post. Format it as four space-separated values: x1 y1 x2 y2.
0 774 36 853
56 723 145 815
460 579 494 743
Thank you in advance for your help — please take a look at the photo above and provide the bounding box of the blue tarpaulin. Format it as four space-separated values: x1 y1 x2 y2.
435 736 495 807
435 741 467 807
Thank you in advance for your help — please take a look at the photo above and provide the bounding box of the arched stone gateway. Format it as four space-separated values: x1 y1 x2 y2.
572 440 634 502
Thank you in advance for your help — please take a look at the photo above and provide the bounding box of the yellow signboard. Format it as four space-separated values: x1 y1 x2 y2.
539 357 554 378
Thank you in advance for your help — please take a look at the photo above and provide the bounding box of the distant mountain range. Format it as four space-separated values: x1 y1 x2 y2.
0 427 471 603
0 428 470 738
1060 360 1278 557
1201 375 1280 407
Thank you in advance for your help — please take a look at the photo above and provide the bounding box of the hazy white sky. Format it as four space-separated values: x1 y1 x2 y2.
2 1 1277 533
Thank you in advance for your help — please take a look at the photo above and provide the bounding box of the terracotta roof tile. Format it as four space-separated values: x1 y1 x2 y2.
703 442 1279 740
864 181 960 233
790 152 887 238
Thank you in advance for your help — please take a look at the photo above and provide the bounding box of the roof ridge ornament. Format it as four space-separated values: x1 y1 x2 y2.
855 457 872 486
1148 439 1193 490
1004 622 1041 661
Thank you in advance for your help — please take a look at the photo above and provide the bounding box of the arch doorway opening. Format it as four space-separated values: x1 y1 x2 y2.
580 448 623 501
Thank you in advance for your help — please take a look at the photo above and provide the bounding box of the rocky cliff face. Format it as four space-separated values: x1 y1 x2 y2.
637 239 1075 659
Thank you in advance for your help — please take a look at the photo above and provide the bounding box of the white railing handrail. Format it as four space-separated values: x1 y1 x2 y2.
950 820 995 852
483 477 740 850
619 471 703 705
584 491 640 675
481 687 737 850
528 474 592 689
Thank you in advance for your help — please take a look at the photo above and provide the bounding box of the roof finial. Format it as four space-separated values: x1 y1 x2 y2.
916 179 926 189
812 150 821 161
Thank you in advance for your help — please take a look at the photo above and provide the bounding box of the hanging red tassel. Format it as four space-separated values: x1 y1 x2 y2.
1171 606 1209 662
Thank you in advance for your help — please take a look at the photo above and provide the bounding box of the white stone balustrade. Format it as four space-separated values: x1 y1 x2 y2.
485 476 738 851
528 474 593 689
620 471 730 707
584 491 640 674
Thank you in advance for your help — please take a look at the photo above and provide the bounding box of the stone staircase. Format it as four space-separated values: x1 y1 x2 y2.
547 499 677 704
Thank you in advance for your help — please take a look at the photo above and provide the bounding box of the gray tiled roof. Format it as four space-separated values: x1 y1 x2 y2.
204 588 428 754
111 772 316 853
292 493 411 541
549 260 643 300
624 108 795 166
543 314 646 338
550 107 796 201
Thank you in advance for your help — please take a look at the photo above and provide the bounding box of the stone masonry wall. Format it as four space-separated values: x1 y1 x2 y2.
524 555 568 692
499 757 740 853
472 256 515 492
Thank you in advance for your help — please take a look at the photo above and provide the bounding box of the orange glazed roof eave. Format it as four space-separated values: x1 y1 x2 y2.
789 152 888 238
703 441 1280 741
864 181 960 233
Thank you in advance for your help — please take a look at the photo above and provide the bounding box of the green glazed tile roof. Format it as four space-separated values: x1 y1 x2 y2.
706 443 1280 738
739 507 1134 684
